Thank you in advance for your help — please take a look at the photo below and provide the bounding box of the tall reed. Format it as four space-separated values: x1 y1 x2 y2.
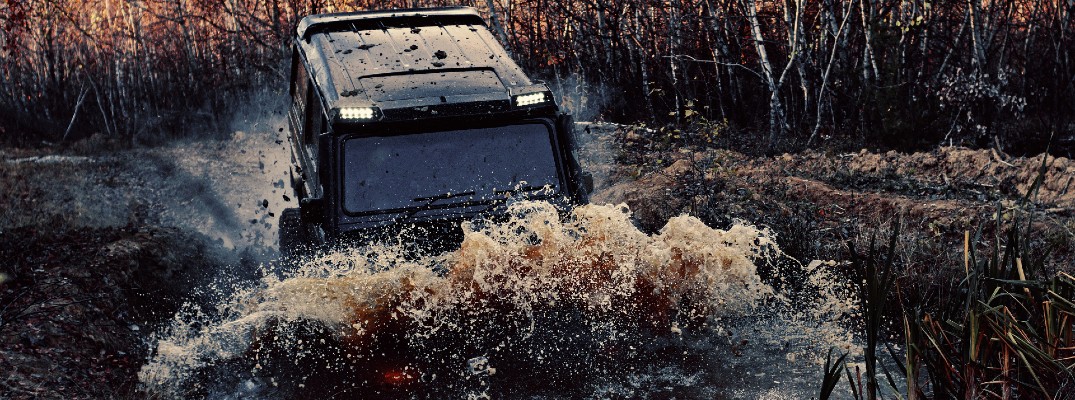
825 156 1075 399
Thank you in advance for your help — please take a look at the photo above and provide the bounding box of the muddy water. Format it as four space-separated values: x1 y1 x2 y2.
0 116 294 254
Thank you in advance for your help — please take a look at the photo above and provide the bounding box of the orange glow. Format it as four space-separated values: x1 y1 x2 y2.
381 368 416 386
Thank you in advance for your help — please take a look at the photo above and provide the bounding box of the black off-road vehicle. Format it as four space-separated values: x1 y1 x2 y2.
281 7 591 256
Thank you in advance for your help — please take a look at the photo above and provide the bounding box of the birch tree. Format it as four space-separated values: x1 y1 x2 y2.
742 0 801 145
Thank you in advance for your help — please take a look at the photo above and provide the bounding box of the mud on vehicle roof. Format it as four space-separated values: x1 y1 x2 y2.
296 7 488 39
295 7 532 115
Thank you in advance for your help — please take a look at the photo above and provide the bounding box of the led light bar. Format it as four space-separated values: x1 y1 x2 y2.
513 92 550 107
339 107 378 120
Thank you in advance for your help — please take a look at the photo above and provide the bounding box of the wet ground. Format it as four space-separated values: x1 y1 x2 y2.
2 119 1072 398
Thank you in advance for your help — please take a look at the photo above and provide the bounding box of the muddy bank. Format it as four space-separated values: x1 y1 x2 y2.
590 136 1075 354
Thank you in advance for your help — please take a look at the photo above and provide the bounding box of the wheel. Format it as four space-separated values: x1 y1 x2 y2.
279 207 309 259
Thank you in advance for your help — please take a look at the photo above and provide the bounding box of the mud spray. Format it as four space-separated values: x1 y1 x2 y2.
139 199 860 398
136 91 862 397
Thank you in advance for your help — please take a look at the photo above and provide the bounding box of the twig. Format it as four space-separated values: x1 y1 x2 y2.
61 85 89 143
991 148 1015 167
88 79 113 138
661 54 763 79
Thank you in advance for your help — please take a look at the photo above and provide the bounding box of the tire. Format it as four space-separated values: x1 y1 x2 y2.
279 207 309 259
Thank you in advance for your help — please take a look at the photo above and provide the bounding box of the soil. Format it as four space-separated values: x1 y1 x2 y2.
0 225 218 398
1 123 1073 398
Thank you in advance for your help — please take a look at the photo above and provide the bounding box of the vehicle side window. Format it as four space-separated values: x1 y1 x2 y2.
305 95 321 144
304 90 322 157
289 51 323 197
304 86 324 192
290 51 309 141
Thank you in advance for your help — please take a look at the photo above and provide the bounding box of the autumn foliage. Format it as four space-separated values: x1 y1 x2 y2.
1 0 1073 152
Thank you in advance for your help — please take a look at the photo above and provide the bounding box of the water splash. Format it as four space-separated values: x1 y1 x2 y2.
140 201 848 397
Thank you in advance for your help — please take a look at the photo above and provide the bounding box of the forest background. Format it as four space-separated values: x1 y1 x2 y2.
1 0 1073 155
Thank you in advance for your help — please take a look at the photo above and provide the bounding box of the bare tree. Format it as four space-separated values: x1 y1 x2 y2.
742 0 801 145
0 0 1071 151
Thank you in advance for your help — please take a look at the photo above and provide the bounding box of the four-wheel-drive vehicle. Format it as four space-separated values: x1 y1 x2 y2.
281 7 592 256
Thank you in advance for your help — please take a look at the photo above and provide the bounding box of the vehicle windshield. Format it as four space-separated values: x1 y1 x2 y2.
341 122 560 215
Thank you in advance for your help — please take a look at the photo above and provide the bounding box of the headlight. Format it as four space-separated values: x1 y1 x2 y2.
339 107 380 120
513 92 551 107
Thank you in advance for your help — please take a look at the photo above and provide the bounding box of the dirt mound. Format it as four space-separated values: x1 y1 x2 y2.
0 225 221 399
768 147 1075 208
593 146 1075 272
3 124 1073 397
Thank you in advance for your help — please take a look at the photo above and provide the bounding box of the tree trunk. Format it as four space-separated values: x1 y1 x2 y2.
809 0 855 146
743 0 788 145
485 0 510 47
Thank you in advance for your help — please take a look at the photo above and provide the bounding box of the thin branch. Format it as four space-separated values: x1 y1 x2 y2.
61 84 88 142
661 54 763 79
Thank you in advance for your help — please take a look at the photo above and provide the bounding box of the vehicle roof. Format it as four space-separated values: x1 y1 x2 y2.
295 7 536 116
